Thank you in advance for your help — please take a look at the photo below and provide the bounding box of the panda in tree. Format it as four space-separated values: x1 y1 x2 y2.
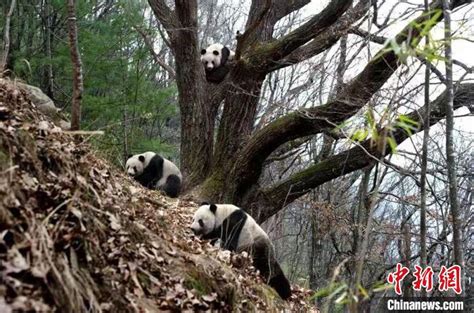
200 43 235 83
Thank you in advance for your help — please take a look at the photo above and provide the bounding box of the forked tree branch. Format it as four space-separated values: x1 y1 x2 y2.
254 83 474 222
147 0 179 41
235 0 271 59
232 0 470 202
236 0 311 59
271 0 311 23
251 0 353 69
268 0 371 72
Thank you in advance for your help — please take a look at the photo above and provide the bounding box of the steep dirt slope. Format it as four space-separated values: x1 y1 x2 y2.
0 79 315 312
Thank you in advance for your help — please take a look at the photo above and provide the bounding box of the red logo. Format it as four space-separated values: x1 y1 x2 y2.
438 265 462 294
387 264 462 295
412 265 434 292
387 263 410 295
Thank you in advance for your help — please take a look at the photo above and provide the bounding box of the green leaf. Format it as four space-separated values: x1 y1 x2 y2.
357 283 369 299
373 283 394 293
352 129 369 142
335 291 348 304
310 282 347 300
387 137 398 153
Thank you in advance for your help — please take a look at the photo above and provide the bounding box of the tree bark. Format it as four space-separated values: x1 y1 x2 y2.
66 0 83 131
0 0 17 74
44 0 55 99
202 70 265 200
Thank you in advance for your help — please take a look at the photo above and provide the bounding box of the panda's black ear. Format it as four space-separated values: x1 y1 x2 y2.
220 47 230 65
212 50 219 56
127 154 133 159
200 201 209 206
138 155 145 162
200 49 206 55
209 204 217 214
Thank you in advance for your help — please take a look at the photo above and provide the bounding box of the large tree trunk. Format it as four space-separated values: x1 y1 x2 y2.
202 70 265 201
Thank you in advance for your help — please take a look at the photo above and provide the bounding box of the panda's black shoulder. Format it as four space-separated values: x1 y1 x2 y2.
205 66 230 84
223 209 248 227
145 153 164 170
227 208 247 219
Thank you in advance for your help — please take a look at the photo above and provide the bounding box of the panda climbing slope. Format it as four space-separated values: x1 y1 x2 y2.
126 152 182 198
200 43 235 83
190 203 292 299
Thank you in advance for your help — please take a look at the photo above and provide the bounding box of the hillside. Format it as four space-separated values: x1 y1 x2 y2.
0 79 315 312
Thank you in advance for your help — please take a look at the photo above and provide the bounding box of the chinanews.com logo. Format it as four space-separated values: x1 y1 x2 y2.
382 263 469 312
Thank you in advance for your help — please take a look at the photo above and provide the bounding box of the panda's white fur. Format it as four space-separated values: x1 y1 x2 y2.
200 43 235 71
191 204 266 249
190 203 291 299
200 43 235 83
126 151 182 198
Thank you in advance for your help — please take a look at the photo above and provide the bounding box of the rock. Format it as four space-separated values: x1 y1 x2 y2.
14 81 71 130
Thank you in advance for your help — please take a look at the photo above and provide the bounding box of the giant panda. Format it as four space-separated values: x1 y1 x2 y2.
190 203 292 299
125 152 182 198
200 43 235 83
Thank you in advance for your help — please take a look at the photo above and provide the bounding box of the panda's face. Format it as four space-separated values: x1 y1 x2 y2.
190 204 217 236
200 48 221 71
125 155 145 177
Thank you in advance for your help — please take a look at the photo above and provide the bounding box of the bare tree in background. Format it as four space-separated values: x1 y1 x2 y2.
66 0 83 130
0 0 16 74
419 0 431 292
442 0 464 271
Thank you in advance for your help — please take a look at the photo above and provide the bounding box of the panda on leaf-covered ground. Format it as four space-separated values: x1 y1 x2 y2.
200 43 235 83
125 152 182 198
190 203 292 300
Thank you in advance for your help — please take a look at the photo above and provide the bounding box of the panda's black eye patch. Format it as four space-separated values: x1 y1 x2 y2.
213 50 219 56
198 219 204 227
133 166 137 171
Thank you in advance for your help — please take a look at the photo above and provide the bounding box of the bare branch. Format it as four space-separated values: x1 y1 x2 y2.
268 0 370 72
134 26 176 79
232 0 469 202
349 27 387 44
255 83 474 222
252 0 353 69
271 0 311 23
